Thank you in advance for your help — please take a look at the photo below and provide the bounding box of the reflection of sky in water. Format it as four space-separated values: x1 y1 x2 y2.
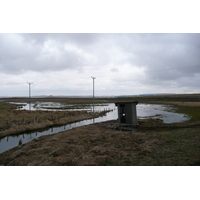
137 104 189 123
14 102 111 111
0 102 190 154
13 102 189 124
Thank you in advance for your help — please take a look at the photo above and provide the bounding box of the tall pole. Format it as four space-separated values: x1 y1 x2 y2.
91 77 96 113
27 82 33 110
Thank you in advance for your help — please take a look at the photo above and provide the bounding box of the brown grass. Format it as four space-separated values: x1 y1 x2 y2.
143 101 200 107
0 102 110 138
1 118 200 166
0 120 162 166
1 95 200 166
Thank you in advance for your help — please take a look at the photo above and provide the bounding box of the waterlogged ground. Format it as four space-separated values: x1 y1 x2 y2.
138 104 190 123
0 102 189 154
1 97 199 166
14 101 110 111
16 101 189 123
0 111 115 154
1 118 200 166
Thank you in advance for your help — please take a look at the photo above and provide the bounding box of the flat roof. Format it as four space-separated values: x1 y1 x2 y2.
115 101 138 106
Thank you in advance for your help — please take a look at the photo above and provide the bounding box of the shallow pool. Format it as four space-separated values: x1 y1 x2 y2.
0 103 189 154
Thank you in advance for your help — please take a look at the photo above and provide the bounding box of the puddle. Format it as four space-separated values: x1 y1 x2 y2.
12 101 110 112
138 104 190 123
0 103 189 154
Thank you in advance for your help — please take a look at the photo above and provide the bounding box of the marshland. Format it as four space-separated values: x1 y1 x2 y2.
0 94 200 166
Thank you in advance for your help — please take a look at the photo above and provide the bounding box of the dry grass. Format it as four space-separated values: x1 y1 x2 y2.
1 119 200 166
1 95 200 166
142 101 200 107
0 120 162 166
0 102 109 138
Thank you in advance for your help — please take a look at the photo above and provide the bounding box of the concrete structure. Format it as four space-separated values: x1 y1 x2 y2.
115 101 138 126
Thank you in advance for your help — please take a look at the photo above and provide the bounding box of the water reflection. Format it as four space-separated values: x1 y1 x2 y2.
0 103 190 154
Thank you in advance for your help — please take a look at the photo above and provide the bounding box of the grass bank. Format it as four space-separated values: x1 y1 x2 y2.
0 102 110 139
1 119 200 166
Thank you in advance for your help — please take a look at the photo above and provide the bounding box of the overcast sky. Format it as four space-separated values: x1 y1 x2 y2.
0 33 200 97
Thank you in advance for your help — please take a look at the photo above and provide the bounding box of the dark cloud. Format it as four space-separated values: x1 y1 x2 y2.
0 33 93 74
21 33 50 44
114 33 200 79
21 33 100 46
1 33 200 95
55 33 100 46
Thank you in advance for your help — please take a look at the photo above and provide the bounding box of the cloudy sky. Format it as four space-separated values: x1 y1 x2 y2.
0 33 200 97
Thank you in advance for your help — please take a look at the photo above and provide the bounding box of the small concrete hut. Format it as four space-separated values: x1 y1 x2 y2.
115 101 138 126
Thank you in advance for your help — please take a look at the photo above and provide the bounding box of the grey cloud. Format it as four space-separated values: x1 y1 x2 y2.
21 33 100 46
1 33 200 96
21 33 50 44
0 33 93 74
55 33 100 46
114 33 200 80
110 68 118 73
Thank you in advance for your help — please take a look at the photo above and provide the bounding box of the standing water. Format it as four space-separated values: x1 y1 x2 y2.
0 103 189 154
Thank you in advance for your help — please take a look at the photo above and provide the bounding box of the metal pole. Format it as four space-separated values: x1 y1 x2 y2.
91 77 96 113
27 82 33 110
29 84 31 98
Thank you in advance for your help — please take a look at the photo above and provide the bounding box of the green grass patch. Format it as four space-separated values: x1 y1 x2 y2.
172 106 200 123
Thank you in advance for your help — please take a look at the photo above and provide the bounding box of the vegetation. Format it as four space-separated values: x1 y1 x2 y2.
0 101 110 139
0 94 200 166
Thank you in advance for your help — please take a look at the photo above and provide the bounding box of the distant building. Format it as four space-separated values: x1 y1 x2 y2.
115 101 138 126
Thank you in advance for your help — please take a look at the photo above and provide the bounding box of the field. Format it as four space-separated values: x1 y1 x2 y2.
0 101 111 139
0 94 200 166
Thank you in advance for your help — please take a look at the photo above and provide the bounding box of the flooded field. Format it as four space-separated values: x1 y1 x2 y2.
0 102 189 154
15 101 190 123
